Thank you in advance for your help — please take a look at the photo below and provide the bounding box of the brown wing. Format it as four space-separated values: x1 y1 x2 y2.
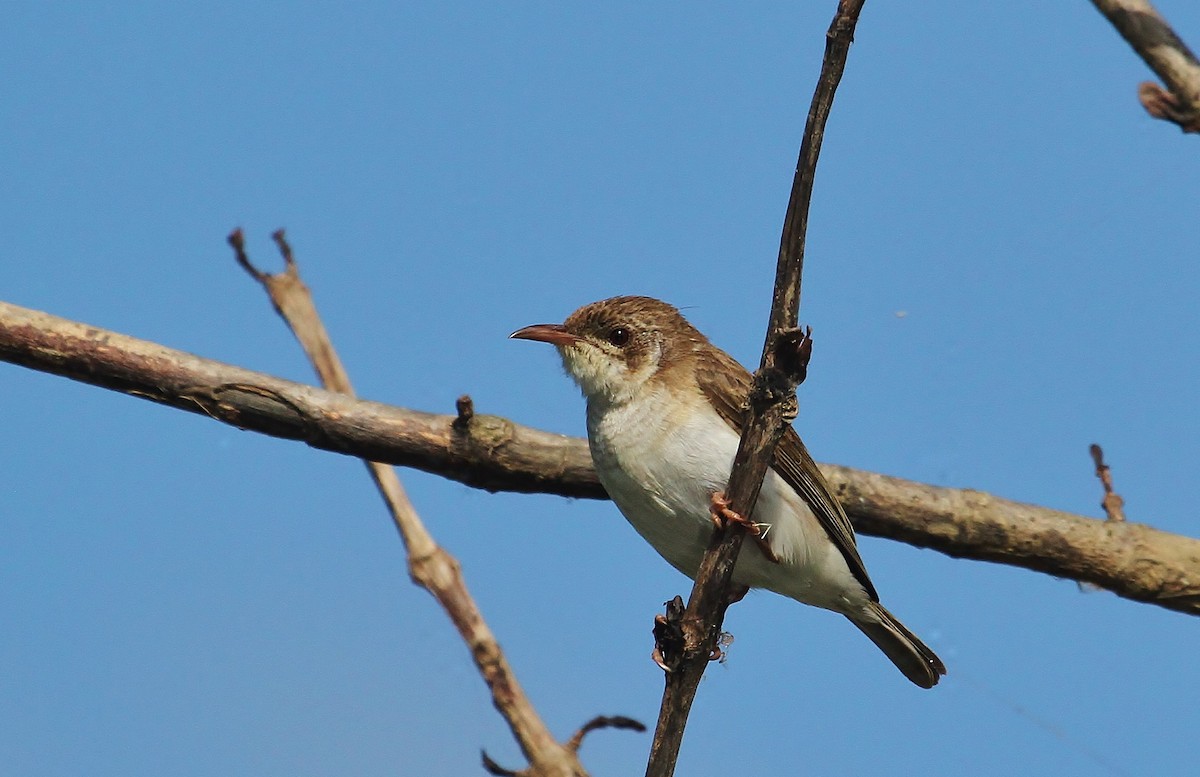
693 345 878 602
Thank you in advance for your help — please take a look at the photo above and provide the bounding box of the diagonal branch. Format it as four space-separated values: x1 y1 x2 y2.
0 299 597 497
1090 0 1200 132
1 298 1198 615
644 3 867 775
227 229 613 777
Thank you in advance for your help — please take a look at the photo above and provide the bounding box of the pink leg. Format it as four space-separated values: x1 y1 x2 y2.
709 492 780 564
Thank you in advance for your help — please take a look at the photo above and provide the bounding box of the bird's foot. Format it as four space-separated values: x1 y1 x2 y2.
709 492 780 564
709 491 749 529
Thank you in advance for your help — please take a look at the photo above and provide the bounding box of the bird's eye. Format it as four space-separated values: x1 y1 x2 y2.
606 327 631 347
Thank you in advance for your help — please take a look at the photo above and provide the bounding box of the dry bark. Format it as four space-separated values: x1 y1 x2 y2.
1091 0 1200 131
229 230 601 777
2 298 1197 616
644 3 866 774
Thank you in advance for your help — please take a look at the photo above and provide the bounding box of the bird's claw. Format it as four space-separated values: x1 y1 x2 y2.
709 491 750 530
709 492 781 564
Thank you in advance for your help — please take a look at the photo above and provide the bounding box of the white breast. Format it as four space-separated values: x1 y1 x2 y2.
586 387 868 613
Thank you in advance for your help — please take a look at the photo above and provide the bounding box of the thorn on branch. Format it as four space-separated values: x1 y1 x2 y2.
1089 443 1126 522
480 749 520 777
454 394 475 431
566 715 647 753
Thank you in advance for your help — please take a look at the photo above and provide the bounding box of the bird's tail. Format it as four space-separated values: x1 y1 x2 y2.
847 602 946 689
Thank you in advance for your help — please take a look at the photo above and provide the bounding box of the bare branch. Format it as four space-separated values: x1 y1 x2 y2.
644 3 866 774
1089 443 1127 522
231 233 597 777
0 300 596 497
1 299 1198 615
566 716 648 754
1091 0 1200 132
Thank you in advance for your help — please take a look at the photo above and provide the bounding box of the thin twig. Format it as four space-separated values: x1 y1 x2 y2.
227 228 266 282
229 232 592 777
1090 444 1127 522
481 750 520 777
643 3 867 775
2 299 1199 614
1090 0 1200 132
566 716 648 753
482 715 646 777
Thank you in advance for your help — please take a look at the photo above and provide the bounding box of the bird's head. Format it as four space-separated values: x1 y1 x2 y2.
511 295 704 406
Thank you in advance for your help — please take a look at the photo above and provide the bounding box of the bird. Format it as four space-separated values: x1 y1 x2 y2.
511 295 945 688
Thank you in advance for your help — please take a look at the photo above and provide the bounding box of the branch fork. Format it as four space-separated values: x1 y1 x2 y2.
230 232 642 777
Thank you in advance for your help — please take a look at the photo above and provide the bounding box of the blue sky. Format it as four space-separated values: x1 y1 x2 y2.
2 3 1198 775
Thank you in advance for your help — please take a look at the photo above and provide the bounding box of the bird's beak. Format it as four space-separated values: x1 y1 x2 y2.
509 323 579 346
